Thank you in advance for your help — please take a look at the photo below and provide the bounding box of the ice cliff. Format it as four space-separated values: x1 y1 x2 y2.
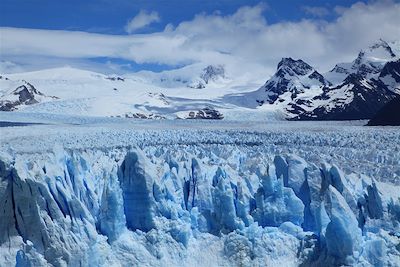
1 142 399 267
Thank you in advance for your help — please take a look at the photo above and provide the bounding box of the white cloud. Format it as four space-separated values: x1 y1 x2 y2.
1 1 400 79
0 60 24 73
125 10 160 33
302 6 330 17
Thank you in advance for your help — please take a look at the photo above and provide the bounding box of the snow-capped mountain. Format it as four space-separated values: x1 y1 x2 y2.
255 58 330 106
253 40 400 120
326 39 399 84
134 63 228 89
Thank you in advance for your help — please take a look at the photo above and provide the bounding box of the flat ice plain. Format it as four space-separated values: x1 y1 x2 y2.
0 112 399 266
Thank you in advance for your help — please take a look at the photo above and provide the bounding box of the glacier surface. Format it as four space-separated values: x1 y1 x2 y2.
0 112 399 266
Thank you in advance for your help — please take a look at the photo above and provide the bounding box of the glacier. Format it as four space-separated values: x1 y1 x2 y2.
0 113 399 266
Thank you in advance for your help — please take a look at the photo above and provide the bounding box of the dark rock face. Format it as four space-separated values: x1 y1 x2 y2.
0 102 17 111
367 97 400 126
262 77 293 104
106 76 125 82
18 86 40 104
379 59 400 85
123 112 165 120
186 107 224 120
330 64 350 75
0 83 57 111
308 71 331 86
293 74 397 120
188 82 206 89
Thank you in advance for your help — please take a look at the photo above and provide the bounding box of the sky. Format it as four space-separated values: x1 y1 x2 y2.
1 0 400 76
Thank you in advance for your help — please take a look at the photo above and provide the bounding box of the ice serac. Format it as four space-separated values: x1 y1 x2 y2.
211 170 244 232
97 170 126 242
365 182 384 219
252 164 305 227
0 146 399 267
324 186 362 265
0 151 99 267
119 151 156 232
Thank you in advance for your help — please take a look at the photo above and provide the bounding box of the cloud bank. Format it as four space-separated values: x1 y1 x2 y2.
125 10 160 33
1 1 399 78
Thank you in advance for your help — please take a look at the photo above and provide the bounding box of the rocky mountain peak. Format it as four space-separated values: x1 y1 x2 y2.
339 40 398 79
277 58 313 76
368 39 396 58
0 82 57 111
255 58 330 105
12 82 44 102
355 39 397 67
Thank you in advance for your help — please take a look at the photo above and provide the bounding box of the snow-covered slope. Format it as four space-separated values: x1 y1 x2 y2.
0 114 399 266
0 65 266 120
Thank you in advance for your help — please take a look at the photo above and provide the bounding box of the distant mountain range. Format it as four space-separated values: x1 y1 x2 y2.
0 39 399 121
253 39 400 120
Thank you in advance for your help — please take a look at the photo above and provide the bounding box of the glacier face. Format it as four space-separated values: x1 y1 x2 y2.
1 149 399 266
0 115 399 267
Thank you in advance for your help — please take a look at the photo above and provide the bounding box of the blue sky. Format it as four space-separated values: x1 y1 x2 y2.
1 1 399 75
1 0 368 34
